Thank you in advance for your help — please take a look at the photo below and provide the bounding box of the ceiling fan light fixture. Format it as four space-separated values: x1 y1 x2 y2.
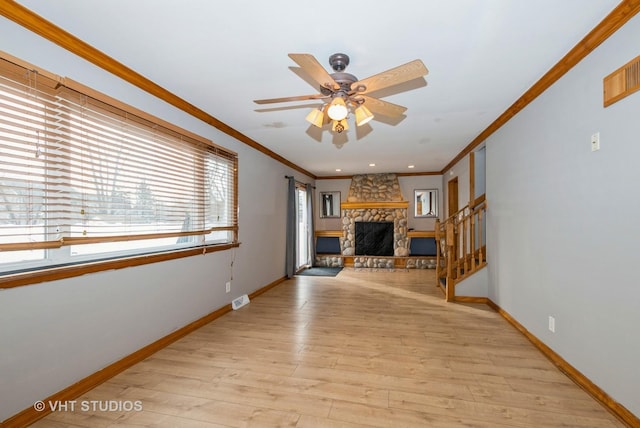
327 97 348 121
355 104 374 126
331 119 349 133
256 53 428 138
305 108 324 128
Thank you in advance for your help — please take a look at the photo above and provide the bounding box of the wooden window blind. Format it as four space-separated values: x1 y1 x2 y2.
0 53 237 270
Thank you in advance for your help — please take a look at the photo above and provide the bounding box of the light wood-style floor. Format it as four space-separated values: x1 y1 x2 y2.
33 269 623 427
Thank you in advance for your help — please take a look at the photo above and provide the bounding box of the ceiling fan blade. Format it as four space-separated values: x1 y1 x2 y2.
359 95 407 117
254 94 327 104
288 53 339 91
353 59 428 94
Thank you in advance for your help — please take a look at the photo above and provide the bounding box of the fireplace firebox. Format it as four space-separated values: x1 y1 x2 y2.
355 222 394 256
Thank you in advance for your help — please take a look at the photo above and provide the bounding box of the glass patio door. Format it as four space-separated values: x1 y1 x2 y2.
296 186 308 270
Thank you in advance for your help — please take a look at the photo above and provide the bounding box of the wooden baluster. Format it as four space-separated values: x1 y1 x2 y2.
454 218 462 279
442 220 448 288
461 215 467 276
446 243 455 301
478 206 484 265
445 221 455 295
435 219 441 288
458 214 466 278
470 210 476 271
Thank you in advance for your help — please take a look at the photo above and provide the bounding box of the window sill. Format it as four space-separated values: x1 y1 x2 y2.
0 242 240 289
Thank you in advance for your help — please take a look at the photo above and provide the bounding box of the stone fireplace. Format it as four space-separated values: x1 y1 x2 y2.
340 174 409 268
315 173 437 269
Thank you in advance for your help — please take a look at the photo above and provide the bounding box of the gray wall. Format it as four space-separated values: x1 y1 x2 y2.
0 19 312 420
399 175 443 230
485 14 640 416
474 146 486 198
443 159 471 218
315 175 443 231
315 179 351 231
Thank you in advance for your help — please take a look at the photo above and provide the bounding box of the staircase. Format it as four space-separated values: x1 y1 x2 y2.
435 198 487 301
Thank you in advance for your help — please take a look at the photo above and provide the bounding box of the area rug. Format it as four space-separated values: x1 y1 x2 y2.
297 267 343 277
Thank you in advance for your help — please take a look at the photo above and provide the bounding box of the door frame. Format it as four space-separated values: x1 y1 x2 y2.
448 176 459 218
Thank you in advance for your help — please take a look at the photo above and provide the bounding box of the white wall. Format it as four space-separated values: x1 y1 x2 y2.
0 19 312 421
485 14 640 416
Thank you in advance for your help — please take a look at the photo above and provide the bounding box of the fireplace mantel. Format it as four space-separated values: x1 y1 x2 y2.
341 201 408 210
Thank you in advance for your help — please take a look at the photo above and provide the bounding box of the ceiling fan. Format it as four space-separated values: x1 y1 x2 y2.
254 53 428 133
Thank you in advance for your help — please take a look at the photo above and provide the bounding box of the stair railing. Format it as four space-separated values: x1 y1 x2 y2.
435 198 487 301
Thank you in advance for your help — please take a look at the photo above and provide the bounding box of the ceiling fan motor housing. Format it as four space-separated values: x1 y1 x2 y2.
320 71 359 96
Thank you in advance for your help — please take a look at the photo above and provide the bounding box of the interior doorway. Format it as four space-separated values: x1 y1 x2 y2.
448 177 459 217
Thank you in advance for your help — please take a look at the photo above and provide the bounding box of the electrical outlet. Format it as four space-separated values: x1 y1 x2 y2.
591 132 600 151
548 316 555 333
225 281 231 293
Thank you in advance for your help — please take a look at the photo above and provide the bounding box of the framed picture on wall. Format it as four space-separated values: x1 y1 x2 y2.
319 191 341 218
414 189 438 218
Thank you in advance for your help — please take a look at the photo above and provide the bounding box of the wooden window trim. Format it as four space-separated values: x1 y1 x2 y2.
0 242 241 289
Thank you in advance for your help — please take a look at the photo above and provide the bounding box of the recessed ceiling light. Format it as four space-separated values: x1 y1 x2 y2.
369 163 376 167
408 165 415 169
335 168 342 172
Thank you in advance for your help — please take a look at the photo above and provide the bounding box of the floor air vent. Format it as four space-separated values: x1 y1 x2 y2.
232 294 250 310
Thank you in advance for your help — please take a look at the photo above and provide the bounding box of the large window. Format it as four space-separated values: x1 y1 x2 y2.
0 54 237 275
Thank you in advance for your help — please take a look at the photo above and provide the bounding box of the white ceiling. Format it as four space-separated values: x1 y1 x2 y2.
17 0 621 177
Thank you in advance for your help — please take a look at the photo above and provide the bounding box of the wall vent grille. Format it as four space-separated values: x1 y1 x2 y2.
604 54 640 107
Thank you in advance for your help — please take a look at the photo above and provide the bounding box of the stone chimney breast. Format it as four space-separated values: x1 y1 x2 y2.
347 174 403 202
